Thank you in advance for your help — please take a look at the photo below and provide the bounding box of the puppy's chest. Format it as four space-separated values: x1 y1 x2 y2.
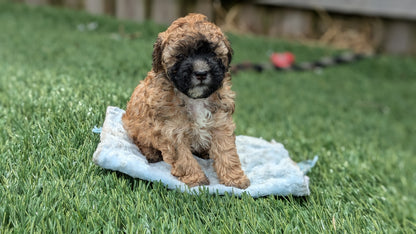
185 99 214 149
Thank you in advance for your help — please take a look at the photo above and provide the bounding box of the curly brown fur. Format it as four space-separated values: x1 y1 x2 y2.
122 14 250 189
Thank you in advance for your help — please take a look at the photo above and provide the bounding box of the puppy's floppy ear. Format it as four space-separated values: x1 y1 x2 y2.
152 35 164 73
224 39 233 67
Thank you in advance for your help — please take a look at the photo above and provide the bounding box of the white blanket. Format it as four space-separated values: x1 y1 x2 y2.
92 106 317 197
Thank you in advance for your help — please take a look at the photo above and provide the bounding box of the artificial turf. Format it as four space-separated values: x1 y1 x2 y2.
0 2 415 232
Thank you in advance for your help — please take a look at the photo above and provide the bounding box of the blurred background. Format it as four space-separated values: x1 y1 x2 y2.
14 0 416 55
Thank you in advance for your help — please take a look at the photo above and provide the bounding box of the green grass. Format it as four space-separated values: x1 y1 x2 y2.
1 2 415 232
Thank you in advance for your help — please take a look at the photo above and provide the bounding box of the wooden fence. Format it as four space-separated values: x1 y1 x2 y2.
15 0 416 54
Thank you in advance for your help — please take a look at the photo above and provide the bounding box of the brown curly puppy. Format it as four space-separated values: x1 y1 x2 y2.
122 13 250 189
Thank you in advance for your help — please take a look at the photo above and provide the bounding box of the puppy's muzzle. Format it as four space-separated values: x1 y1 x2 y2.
193 59 210 82
194 70 208 81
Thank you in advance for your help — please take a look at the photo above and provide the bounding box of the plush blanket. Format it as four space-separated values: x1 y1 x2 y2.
92 106 318 197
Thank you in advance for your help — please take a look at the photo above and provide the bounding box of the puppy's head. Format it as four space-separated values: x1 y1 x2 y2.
152 14 232 99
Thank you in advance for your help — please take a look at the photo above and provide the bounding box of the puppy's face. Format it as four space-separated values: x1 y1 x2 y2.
152 14 232 99
167 38 228 99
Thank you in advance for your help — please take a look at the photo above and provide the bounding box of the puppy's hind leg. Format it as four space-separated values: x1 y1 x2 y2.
139 145 163 163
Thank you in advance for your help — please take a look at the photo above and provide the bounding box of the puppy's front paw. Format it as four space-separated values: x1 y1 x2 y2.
222 175 250 189
179 173 210 187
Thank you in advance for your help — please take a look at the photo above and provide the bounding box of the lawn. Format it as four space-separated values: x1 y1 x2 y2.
1 2 415 232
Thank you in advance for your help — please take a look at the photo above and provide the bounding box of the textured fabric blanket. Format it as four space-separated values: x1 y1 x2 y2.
92 106 317 197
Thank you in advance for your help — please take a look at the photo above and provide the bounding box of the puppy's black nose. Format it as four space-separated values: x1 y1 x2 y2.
194 71 208 81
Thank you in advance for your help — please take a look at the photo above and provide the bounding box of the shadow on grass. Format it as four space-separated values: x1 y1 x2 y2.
98 167 310 205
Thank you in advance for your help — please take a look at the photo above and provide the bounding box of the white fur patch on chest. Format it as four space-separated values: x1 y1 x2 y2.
186 99 213 151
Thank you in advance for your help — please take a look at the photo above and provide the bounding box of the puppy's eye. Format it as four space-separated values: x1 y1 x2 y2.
176 54 185 60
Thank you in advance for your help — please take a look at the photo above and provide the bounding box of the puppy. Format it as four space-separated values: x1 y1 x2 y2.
122 13 250 189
